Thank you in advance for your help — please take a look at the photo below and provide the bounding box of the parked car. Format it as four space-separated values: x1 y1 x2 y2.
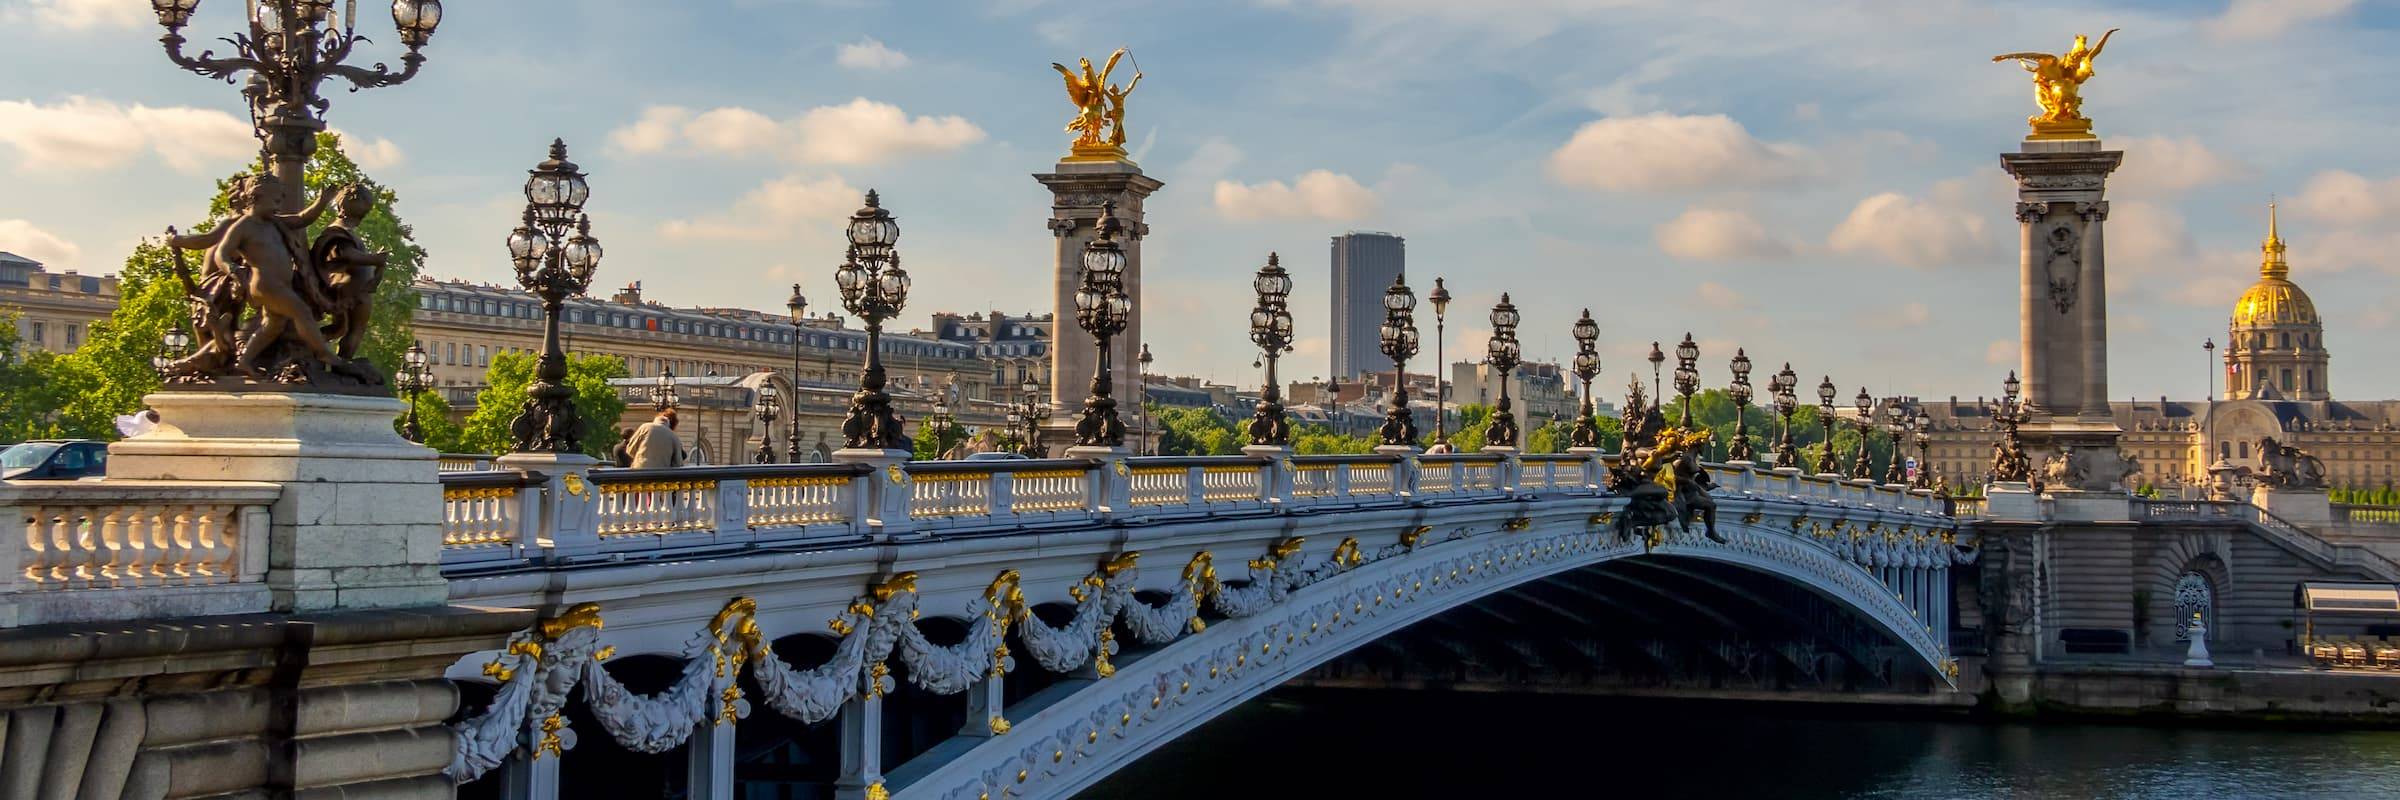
963 451 1031 461
1 440 110 480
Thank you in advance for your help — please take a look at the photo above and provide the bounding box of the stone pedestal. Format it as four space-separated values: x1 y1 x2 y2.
2048 489 2131 523
1376 444 1423 496
1985 481 2041 521
2002 138 2125 488
497 451 601 560
2254 487 2332 528
1035 159 1163 432
833 448 916 538
1242 445 1294 505
107 393 445 612
1065 445 1132 515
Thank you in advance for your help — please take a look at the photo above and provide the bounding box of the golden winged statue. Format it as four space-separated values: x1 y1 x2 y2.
1993 29 2118 140
1051 48 1138 161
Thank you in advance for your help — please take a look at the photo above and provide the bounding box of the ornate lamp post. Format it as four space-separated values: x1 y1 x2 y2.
1428 278 1451 445
1569 310 1602 449
1883 403 1910 485
1728 349 1755 462
505 140 601 455
1072 205 1132 448
1247 253 1295 447
1770 363 1800 469
1672 333 1699 429
833 191 910 451
1913 410 1935 489
154 328 191 375
1647 341 1666 410
1136 343 1154 455
929 393 955 459
1991 371 2032 483
785 285 807 461
753 385 781 463
1815 376 1839 475
651 368 678 412
1850 387 1875 480
1325 376 1345 434
397 341 429 443
1482 294 1522 449
1013 375 1051 457
1378 274 1421 448
153 0 444 211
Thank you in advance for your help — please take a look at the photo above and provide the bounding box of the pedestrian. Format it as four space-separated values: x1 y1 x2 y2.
626 409 685 469
609 427 635 468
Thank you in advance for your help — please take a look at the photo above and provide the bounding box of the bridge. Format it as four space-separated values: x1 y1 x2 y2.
442 452 1964 798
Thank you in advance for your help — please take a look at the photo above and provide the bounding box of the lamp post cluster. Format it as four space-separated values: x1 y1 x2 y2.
1071 204 1132 448
1481 294 1522 449
1008 375 1051 458
651 369 678 412
929 374 960 458
1672 333 1699 430
1376 274 1420 447
505 140 602 455
1771 363 1800 469
753 385 780 464
153 0 444 211
1727 349 1754 462
1850 387 1875 480
1428 279 1452 445
1815 376 1839 475
1246 253 1295 447
1569 309 1602 449
782 285 808 462
1991 370 2032 482
398 342 432 443
1911 408 1935 490
833 191 910 451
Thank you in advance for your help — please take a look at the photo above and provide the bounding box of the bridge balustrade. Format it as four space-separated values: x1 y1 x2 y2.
0 479 277 625
438 453 497 472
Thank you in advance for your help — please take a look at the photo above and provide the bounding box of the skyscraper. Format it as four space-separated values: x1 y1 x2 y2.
1330 231 1404 380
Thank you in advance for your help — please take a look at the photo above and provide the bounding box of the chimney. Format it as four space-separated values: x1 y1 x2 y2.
611 281 643 305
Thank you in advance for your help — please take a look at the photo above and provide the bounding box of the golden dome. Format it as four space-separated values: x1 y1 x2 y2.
2231 202 2319 328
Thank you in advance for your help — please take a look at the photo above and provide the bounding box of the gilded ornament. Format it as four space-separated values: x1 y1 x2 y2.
1050 48 1142 162
562 473 587 497
866 782 890 800
1992 29 2119 140
1400 525 1432 549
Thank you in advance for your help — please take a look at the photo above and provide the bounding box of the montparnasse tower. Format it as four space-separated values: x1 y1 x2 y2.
2223 203 2330 401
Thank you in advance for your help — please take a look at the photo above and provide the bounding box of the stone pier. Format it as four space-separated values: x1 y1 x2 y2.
1034 158 1161 447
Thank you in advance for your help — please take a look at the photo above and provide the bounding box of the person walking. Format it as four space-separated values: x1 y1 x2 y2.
609 427 636 468
626 409 685 469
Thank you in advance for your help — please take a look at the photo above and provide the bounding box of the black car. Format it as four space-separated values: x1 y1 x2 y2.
1 440 110 480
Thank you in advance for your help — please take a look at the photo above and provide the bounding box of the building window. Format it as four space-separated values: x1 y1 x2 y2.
2307 370 2317 393
27 320 42 346
478 345 489 366
63 323 78 349
2283 369 2295 392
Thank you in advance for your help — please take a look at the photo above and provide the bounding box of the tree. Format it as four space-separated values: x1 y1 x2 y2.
913 418 969 460
1292 423 1373 455
0 313 81 441
1525 417 1573 454
458 351 629 459
397 389 466 454
1443 404 1493 453
1154 405 1241 456
37 133 426 438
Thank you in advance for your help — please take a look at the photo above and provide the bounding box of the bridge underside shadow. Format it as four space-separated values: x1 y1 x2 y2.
1301 556 1944 696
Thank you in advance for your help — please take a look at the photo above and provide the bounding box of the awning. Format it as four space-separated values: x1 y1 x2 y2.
2296 582 2400 614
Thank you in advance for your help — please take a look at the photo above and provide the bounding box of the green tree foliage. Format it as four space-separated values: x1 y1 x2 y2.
1292 423 1374 455
0 313 82 441
458 351 629 459
1443 404 1493 452
36 133 426 438
1154 405 1242 456
397 389 466 454
1525 417 1572 454
913 418 970 460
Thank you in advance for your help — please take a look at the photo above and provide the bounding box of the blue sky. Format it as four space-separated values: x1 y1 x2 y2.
4 0 2398 402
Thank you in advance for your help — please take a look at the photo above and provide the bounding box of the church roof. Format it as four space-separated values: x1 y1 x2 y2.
2232 203 2320 328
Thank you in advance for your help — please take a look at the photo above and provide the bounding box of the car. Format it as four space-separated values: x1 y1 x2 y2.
963 451 1032 461
2 440 110 481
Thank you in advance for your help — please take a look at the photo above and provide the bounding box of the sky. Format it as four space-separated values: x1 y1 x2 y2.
3 0 2398 403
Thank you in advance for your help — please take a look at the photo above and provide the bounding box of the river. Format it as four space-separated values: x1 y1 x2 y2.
1079 689 2400 799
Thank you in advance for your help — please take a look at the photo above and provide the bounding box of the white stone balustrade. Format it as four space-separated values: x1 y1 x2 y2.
1 480 278 627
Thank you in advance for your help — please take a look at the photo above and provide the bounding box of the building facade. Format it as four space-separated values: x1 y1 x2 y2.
1448 359 1575 427
1921 215 2400 494
1 254 118 354
927 310 1053 394
1329 231 1404 380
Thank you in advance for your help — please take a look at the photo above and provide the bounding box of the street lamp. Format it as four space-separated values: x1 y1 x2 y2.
154 0 443 211
1428 278 1452 445
1913 409 1935 490
1673 333 1699 429
651 368 678 412
1647 341 1666 409
1850 386 1875 480
930 386 956 459
505 139 601 455
1136 343 1154 455
1569 309 1602 449
154 328 191 375
1883 402 1909 485
1247 253 1295 446
785 284 807 462
1325 376 1344 434
1014 374 1050 457
1815 376 1838 475
398 341 429 443
753 384 781 463
833 191 910 451
1072 204 1132 448
1482 294 1522 449
2203 337 2217 401
1378 273 1420 448
1991 371 2032 482
1728 349 1755 462
1771 362 1800 469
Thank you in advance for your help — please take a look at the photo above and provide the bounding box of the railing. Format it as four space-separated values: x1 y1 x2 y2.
3 480 277 605
427 450 1956 570
2134 499 2400 582
438 453 497 472
2336 504 2400 527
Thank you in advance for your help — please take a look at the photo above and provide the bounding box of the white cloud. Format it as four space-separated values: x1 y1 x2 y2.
1174 138 1245 184
328 128 404 171
1985 339 2018 366
2110 136 2249 197
1654 207 1792 262
2292 169 2400 227
0 219 81 266
661 174 863 242
11 0 147 30
1826 188 1990 269
1546 113 1812 192
836 38 911 70
1214 170 1379 222
605 100 984 165
2107 201 2195 272
0 96 252 174
1693 281 1747 311
2200 0 2353 41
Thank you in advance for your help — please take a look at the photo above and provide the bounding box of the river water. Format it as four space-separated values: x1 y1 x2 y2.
1079 690 2400 799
